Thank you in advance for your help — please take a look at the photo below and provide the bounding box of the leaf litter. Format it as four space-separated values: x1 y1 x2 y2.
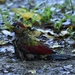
0 0 75 75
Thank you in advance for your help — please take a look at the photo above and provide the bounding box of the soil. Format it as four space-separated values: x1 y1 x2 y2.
0 0 75 75
0 47 75 75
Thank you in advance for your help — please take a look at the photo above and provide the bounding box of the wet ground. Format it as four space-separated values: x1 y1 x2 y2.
0 0 75 75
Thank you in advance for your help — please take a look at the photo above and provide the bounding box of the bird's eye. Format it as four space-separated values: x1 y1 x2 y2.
16 25 20 28
12 23 20 28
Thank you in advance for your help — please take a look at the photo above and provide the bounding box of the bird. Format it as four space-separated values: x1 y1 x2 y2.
12 22 74 60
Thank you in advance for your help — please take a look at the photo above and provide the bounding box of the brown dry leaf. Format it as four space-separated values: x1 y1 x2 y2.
68 25 75 31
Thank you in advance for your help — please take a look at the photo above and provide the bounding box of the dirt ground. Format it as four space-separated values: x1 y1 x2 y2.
0 0 75 75
0 47 75 75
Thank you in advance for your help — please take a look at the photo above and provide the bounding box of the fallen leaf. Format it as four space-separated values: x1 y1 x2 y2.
43 34 54 39
0 40 6 45
72 49 75 54
2 30 12 36
12 8 41 20
0 0 6 4
21 12 41 20
0 45 15 53
12 8 26 14
28 70 36 74
60 30 69 36
50 42 61 48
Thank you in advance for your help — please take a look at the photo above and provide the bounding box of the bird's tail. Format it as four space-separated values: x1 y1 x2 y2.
44 54 75 60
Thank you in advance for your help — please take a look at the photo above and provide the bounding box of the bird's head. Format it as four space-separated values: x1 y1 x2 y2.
12 22 26 29
12 22 27 35
12 22 35 35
